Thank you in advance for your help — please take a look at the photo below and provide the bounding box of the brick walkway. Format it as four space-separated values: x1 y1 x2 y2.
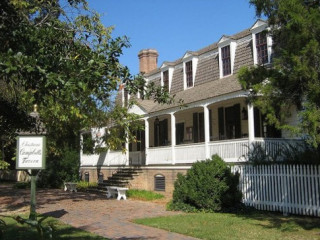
0 183 198 240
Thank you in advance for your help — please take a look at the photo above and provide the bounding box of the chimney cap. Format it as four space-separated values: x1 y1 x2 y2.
138 49 159 58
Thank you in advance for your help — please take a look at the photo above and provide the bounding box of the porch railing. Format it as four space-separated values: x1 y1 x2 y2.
80 151 127 167
148 146 172 165
208 139 249 162
254 138 304 160
129 151 145 165
81 138 305 167
175 143 206 164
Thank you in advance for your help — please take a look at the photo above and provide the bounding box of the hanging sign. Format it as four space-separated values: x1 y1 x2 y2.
16 136 46 169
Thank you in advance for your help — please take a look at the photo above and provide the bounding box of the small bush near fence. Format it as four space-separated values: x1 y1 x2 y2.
168 154 242 212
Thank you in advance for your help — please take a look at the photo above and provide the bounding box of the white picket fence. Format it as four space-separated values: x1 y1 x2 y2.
231 164 320 217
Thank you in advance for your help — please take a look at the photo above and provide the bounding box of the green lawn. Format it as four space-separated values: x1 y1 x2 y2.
127 189 165 201
0 215 107 240
134 211 320 240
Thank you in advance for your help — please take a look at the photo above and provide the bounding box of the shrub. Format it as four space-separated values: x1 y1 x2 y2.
37 147 79 188
170 155 242 212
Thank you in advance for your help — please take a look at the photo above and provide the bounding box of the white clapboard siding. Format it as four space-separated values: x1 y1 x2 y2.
231 164 320 217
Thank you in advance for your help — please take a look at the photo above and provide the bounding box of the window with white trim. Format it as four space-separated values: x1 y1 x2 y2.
255 32 268 65
218 37 237 78
163 70 169 90
221 45 231 76
186 61 193 88
250 19 272 65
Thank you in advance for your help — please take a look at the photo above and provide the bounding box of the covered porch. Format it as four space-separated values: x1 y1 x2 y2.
128 95 296 165
80 93 300 167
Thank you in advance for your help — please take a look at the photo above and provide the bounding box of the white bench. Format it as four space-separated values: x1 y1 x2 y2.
64 182 77 192
106 186 128 200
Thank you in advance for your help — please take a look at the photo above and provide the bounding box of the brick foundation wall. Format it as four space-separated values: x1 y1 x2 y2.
129 168 188 198
79 166 189 198
79 168 115 183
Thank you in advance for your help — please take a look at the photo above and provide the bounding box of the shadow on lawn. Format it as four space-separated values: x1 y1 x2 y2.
234 208 320 232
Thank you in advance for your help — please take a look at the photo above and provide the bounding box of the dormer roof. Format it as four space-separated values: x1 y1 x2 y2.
160 61 175 69
250 19 268 32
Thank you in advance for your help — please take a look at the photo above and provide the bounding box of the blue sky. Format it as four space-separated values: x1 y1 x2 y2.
87 0 258 75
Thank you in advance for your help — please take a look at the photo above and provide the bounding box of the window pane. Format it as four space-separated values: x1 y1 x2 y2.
163 70 169 89
256 32 268 64
221 45 231 76
186 61 193 87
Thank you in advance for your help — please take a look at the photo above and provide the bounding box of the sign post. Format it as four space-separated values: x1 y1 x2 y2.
16 105 46 221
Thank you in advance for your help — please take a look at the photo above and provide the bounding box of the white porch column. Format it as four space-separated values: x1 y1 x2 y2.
203 105 210 159
247 103 255 145
170 112 176 165
144 118 149 165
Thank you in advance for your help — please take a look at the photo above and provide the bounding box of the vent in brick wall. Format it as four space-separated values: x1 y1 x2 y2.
85 172 89 182
154 174 165 191
98 173 104 183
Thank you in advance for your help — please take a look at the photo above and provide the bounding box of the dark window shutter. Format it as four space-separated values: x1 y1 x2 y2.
218 107 225 139
234 104 241 138
154 121 159 147
199 112 205 142
193 113 199 143
254 108 261 137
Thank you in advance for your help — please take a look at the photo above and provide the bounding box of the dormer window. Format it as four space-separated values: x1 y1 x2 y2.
182 52 198 90
163 70 169 90
218 36 237 79
251 19 272 65
256 32 268 64
186 61 193 88
221 45 231 76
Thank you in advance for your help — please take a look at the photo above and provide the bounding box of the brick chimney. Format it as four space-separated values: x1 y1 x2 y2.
138 49 158 74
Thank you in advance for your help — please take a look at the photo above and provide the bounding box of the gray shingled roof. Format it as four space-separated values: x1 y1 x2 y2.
120 27 254 114
136 74 242 114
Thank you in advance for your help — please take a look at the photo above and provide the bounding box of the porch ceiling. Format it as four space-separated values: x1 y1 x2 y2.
135 74 243 114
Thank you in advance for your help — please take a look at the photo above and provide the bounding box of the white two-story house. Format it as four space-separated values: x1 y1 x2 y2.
80 20 300 195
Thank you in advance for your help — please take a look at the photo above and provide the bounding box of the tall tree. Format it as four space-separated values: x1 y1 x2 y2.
239 0 320 147
0 0 170 172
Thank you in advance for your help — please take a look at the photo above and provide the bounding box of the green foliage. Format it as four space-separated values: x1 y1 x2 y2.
127 189 165 201
37 147 79 188
0 153 9 170
170 155 242 212
0 218 5 239
239 0 320 148
76 181 97 191
245 142 320 165
14 181 31 189
0 0 173 174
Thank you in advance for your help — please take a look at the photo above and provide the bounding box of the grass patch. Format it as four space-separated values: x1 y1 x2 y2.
76 181 98 191
127 189 165 201
134 211 320 240
0 214 106 240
